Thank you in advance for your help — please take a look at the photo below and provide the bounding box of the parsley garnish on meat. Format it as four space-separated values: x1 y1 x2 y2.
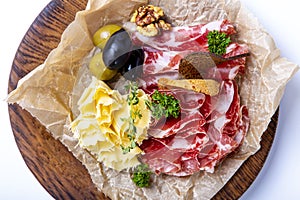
207 30 231 55
132 164 152 188
146 90 180 119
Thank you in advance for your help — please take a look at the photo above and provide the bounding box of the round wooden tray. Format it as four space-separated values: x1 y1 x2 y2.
7 0 278 199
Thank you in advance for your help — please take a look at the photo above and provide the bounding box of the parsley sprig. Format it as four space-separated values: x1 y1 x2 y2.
207 30 231 55
146 90 180 119
132 164 152 188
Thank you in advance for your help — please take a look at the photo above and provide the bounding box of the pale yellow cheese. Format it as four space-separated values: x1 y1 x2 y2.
70 77 151 171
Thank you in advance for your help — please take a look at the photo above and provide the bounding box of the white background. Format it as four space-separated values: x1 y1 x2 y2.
1 0 299 199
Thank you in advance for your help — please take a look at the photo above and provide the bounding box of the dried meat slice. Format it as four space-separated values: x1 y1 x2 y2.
131 19 236 52
207 43 249 80
139 80 249 176
135 20 250 176
140 42 249 83
146 88 206 138
136 20 249 89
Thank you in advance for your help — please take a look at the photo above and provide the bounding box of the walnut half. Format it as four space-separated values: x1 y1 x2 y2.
131 5 171 37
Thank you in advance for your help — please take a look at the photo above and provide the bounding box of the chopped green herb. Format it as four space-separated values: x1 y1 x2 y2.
146 90 180 119
207 30 231 55
132 164 152 188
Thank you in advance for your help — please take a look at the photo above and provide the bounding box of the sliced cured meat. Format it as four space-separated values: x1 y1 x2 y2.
140 42 249 85
137 21 249 92
136 20 250 176
146 88 206 138
140 80 249 176
132 19 236 52
207 43 249 80
148 111 206 139
139 47 182 93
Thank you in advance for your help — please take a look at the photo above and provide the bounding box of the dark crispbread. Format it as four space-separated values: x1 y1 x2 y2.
179 52 250 79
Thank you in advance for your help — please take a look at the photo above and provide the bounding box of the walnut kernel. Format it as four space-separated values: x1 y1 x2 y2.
136 24 159 37
131 5 171 37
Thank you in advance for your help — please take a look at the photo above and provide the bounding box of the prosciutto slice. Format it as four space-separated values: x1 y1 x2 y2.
135 20 250 176
131 19 236 52
140 81 249 176
134 20 249 92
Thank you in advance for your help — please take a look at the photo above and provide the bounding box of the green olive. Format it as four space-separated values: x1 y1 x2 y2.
92 24 122 49
89 52 117 80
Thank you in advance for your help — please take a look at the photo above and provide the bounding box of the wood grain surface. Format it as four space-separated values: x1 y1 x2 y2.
7 0 278 199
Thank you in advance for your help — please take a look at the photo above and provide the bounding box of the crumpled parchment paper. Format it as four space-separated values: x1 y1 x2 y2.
7 0 299 199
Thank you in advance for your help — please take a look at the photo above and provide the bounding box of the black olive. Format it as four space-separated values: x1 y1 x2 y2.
120 48 144 80
103 28 132 70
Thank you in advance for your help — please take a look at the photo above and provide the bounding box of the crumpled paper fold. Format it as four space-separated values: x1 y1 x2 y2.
7 0 299 199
